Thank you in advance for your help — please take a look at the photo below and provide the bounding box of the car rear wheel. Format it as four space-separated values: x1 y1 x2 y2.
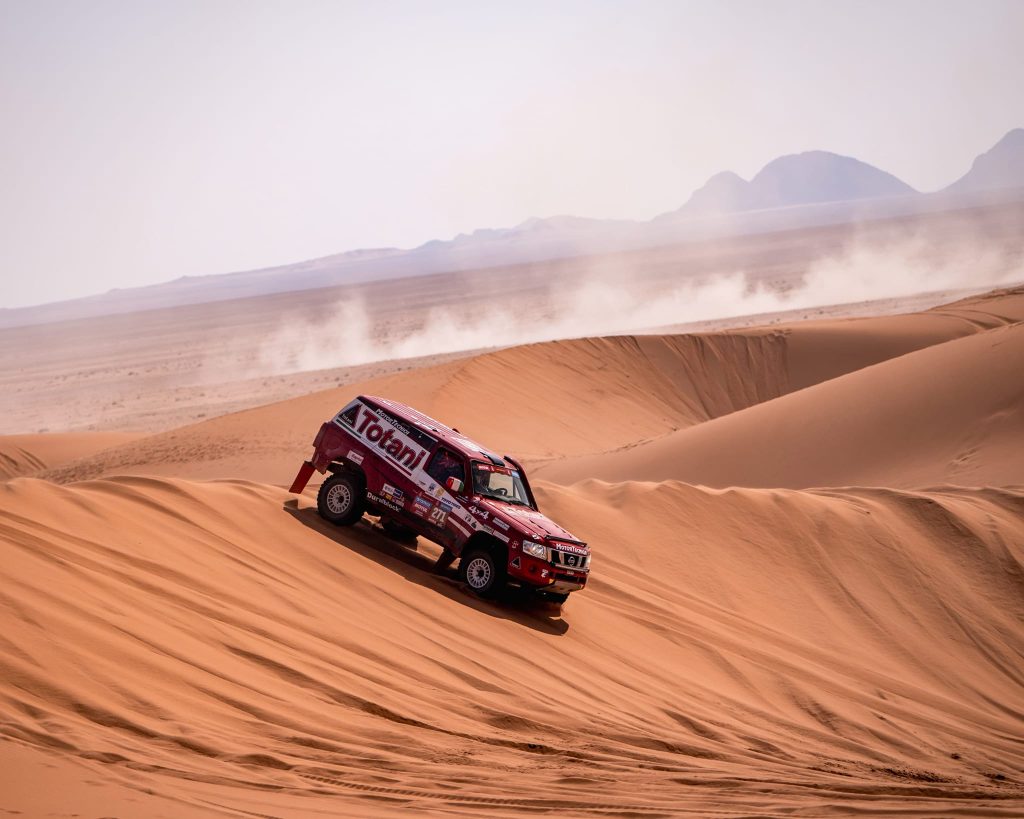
460 548 505 598
317 474 365 525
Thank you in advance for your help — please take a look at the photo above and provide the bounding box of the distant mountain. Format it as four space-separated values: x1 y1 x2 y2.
2 131 1022 328
678 171 751 212
671 151 916 216
945 128 1024 194
416 214 622 252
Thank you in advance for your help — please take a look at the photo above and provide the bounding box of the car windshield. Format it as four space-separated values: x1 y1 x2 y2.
471 461 530 506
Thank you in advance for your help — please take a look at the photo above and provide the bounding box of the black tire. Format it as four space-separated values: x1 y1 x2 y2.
460 548 506 598
317 473 365 526
381 517 417 541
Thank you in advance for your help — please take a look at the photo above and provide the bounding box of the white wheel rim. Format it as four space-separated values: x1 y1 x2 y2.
466 556 492 590
325 483 351 515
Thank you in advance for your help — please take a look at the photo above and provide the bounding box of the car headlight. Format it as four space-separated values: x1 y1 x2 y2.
522 540 546 559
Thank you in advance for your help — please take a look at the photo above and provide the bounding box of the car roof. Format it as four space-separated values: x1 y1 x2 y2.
362 395 506 465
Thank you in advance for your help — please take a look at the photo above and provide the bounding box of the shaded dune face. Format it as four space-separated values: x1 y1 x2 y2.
2 286 1024 816
1 477 1022 816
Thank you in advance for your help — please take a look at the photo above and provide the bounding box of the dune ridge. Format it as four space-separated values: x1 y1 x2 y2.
1 475 1022 816
36 286 1024 488
0 432 143 480
541 319 1024 489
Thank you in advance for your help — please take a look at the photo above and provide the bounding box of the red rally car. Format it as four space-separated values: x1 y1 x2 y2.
289 395 591 602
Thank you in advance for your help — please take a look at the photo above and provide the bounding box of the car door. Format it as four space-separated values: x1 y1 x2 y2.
419 446 469 547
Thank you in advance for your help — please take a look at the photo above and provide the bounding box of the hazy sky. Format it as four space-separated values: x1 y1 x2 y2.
2 0 1022 308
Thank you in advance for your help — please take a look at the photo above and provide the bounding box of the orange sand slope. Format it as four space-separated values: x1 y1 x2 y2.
0 432 142 480
2 476 1022 816
39 285 1024 487
541 320 1024 489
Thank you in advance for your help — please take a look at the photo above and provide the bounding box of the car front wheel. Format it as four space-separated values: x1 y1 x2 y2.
460 549 505 598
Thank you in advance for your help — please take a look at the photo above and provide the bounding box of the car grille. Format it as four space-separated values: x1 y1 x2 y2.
550 549 588 571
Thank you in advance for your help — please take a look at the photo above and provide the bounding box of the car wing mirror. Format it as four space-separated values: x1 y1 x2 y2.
445 476 464 493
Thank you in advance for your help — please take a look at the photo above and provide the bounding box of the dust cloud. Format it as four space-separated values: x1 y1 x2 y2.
248 233 1023 377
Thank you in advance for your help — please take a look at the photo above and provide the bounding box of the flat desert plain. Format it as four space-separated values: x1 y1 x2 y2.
1 282 1024 816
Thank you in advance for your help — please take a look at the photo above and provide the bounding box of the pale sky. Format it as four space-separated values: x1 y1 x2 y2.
1 0 1022 308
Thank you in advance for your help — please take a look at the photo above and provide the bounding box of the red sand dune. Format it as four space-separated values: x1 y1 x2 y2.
2 286 1023 816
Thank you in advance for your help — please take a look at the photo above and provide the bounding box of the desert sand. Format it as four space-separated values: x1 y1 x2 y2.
1 285 1023 816
4 197 1021 439
0 431 142 480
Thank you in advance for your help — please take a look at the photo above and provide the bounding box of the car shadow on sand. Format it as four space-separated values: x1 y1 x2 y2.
283 499 570 635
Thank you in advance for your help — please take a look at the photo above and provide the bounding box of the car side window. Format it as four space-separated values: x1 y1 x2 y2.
426 446 466 488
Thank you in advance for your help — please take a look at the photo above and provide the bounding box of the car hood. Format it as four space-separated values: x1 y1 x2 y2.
476 497 585 547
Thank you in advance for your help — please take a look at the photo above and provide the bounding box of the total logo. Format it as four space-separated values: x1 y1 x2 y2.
338 403 428 471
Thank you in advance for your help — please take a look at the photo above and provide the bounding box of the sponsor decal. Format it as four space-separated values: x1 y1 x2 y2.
340 403 430 473
369 405 414 437
373 403 439 449
412 496 432 518
468 504 489 521
439 498 454 512
510 556 521 569
492 517 509 531
428 505 448 526
367 492 402 513
432 485 445 498
475 462 512 475
346 449 364 465
381 483 404 505
337 404 360 427
552 542 589 556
